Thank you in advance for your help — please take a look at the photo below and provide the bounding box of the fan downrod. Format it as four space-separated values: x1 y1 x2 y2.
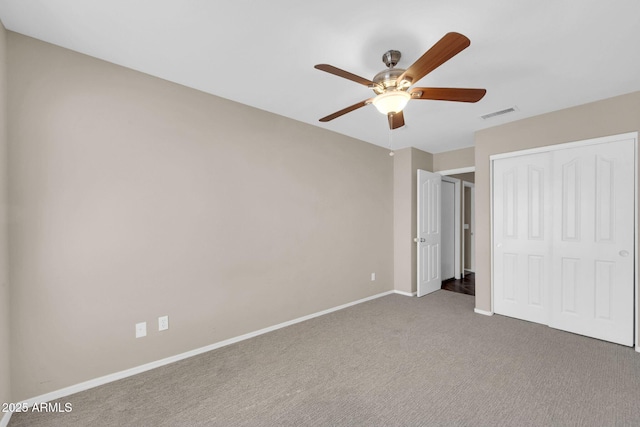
382 50 401 68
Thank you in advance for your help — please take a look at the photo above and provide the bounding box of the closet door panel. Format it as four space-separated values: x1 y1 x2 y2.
493 152 552 324
549 138 635 346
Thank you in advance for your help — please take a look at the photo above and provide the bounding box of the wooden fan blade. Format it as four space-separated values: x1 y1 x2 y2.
388 111 405 129
410 87 486 103
399 32 470 85
319 99 372 122
315 64 374 87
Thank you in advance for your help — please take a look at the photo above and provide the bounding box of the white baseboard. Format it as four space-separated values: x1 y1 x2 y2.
0 412 11 427
393 290 416 297
13 290 395 410
474 308 494 316
636 346 640 353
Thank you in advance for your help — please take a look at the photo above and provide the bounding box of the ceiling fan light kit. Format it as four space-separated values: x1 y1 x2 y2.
315 32 486 130
372 91 411 115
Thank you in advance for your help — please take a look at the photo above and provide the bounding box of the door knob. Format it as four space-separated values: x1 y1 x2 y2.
619 250 629 257
414 237 426 243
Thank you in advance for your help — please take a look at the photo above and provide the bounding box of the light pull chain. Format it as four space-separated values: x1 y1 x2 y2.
388 126 395 157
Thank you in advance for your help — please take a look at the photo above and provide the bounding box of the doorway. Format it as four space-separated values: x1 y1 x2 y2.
441 176 460 281
439 168 475 296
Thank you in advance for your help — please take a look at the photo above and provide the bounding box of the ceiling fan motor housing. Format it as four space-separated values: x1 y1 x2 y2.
372 50 411 94
372 68 407 94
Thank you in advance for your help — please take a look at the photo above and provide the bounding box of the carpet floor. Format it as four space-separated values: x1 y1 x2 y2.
9 290 640 426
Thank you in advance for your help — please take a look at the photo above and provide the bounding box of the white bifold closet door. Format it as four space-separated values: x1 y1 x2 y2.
493 137 635 346
493 151 552 325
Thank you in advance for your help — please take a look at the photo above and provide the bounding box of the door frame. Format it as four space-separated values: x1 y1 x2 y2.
439 166 475 279
441 175 461 279
463 181 475 273
489 132 638 350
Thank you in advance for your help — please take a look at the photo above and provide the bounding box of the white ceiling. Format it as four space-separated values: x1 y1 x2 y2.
1 1 639 153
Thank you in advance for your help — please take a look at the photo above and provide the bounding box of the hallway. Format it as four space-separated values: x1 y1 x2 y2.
441 273 475 296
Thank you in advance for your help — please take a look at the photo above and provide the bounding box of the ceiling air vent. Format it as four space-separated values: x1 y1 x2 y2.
480 106 518 120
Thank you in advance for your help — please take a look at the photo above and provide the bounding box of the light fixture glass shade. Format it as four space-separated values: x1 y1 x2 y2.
372 91 411 115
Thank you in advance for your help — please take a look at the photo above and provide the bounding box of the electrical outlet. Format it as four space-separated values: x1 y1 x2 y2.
371 272 376 281
158 315 169 331
135 322 147 338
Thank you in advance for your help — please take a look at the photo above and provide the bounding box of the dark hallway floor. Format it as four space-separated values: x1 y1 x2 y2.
441 273 475 296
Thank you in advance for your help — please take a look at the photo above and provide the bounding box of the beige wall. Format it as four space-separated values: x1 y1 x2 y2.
0 22 10 406
393 148 412 294
7 33 394 400
393 147 432 294
433 146 474 172
475 92 640 329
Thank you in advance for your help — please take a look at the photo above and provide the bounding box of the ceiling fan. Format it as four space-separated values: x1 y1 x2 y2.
315 32 486 130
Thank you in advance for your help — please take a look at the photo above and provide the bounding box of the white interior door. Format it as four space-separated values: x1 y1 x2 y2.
441 180 455 281
493 152 552 325
549 139 635 346
417 169 441 297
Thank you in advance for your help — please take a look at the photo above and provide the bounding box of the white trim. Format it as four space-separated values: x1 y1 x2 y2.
463 182 476 272
490 157 495 314
0 412 11 427
437 166 475 176
636 346 640 354
442 175 462 279
394 290 416 297
635 137 639 349
474 308 494 316
461 182 472 277
489 132 639 161
11 290 394 410
455 179 462 278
